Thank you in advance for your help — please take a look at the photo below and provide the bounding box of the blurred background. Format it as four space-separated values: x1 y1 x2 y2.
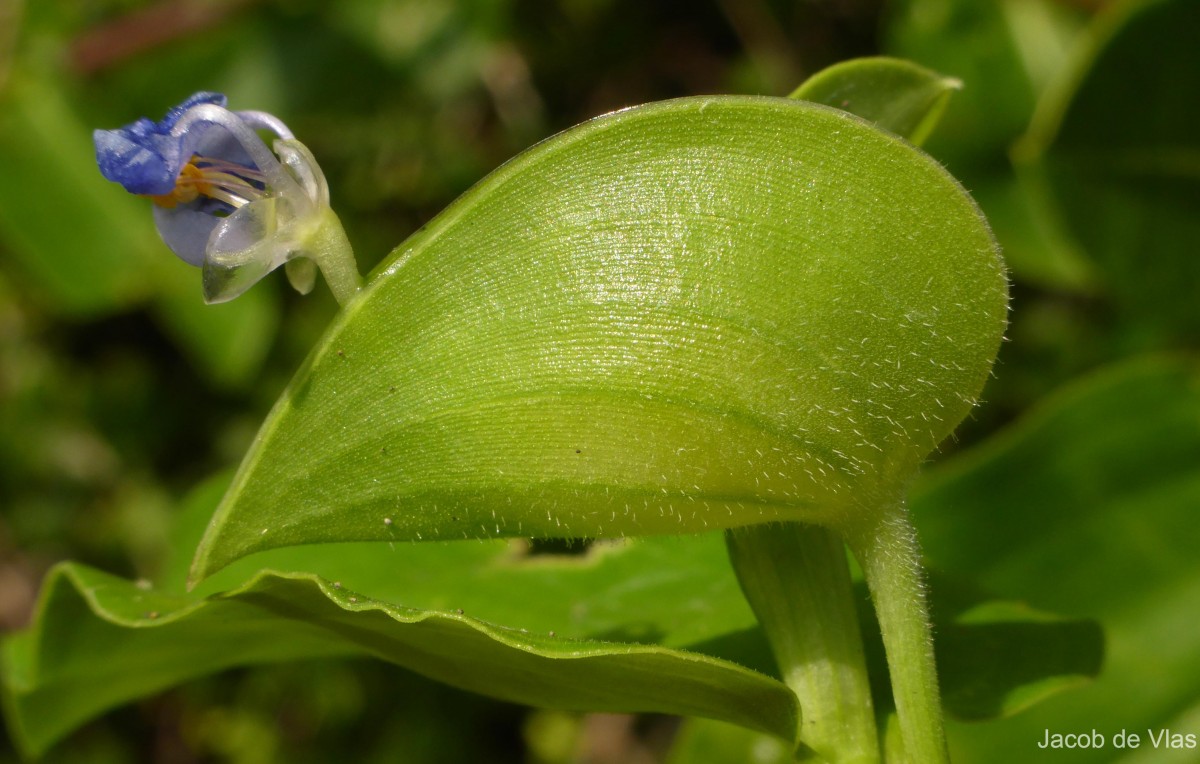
5 0 1196 761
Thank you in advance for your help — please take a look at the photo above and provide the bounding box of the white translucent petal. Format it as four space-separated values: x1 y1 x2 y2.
201 198 284 303
234 110 295 140
275 139 329 208
210 197 279 254
284 258 318 295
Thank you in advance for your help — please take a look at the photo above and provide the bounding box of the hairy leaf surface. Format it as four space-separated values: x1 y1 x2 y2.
192 96 1007 579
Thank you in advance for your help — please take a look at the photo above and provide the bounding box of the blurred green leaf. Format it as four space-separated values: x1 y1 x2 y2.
150 277 280 392
0 75 159 314
666 574 1104 764
884 0 1094 294
191 95 1007 579
666 718 792 764
1020 0 1200 341
964 174 1096 293
791 56 960 146
665 716 909 764
911 356 1200 762
912 578 1102 722
914 358 1200 601
885 0 1037 169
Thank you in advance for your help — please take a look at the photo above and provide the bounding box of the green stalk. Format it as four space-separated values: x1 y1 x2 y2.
726 522 879 764
307 208 362 307
843 500 947 764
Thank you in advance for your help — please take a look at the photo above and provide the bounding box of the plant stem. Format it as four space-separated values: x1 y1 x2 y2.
309 208 362 306
726 522 879 764
844 500 948 764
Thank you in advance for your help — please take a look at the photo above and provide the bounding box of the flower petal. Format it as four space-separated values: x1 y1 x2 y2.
275 139 328 208
163 92 227 126
201 197 285 303
93 128 180 195
93 92 229 195
284 258 318 295
152 203 221 266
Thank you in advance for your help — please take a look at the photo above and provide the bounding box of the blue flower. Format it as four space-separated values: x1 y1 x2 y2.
94 93 360 304
94 91 228 197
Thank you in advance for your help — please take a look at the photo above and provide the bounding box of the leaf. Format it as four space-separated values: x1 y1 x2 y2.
0 562 797 759
902 577 1102 722
910 357 1200 761
170 475 767 655
790 56 961 146
191 95 1007 579
1019 0 1200 339
3 469 1101 758
962 173 1097 293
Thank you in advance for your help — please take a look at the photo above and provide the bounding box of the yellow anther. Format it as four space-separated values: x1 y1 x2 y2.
145 155 269 209
146 160 207 208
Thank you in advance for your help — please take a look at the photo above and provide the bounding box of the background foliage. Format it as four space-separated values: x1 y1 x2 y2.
1 0 1196 762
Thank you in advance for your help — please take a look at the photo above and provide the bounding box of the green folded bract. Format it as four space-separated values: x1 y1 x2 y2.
190 94 1007 581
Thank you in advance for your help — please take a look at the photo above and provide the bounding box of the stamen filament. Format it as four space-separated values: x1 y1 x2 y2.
170 103 309 208
193 157 267 182
149 155 271 209
203 186 255 208
183 170 262 195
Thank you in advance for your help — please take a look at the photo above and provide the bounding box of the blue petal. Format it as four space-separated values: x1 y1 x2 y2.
94 92 228 196
152 201 225 267
162 92 227 129
93 128 178 195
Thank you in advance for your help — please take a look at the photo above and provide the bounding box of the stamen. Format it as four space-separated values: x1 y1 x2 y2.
146 155 270 209
201 185 255 208
193 157 268 184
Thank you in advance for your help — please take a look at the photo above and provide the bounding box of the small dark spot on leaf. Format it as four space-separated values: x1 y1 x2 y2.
456 608 464 615
527 538 593 557
337 349 345 358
